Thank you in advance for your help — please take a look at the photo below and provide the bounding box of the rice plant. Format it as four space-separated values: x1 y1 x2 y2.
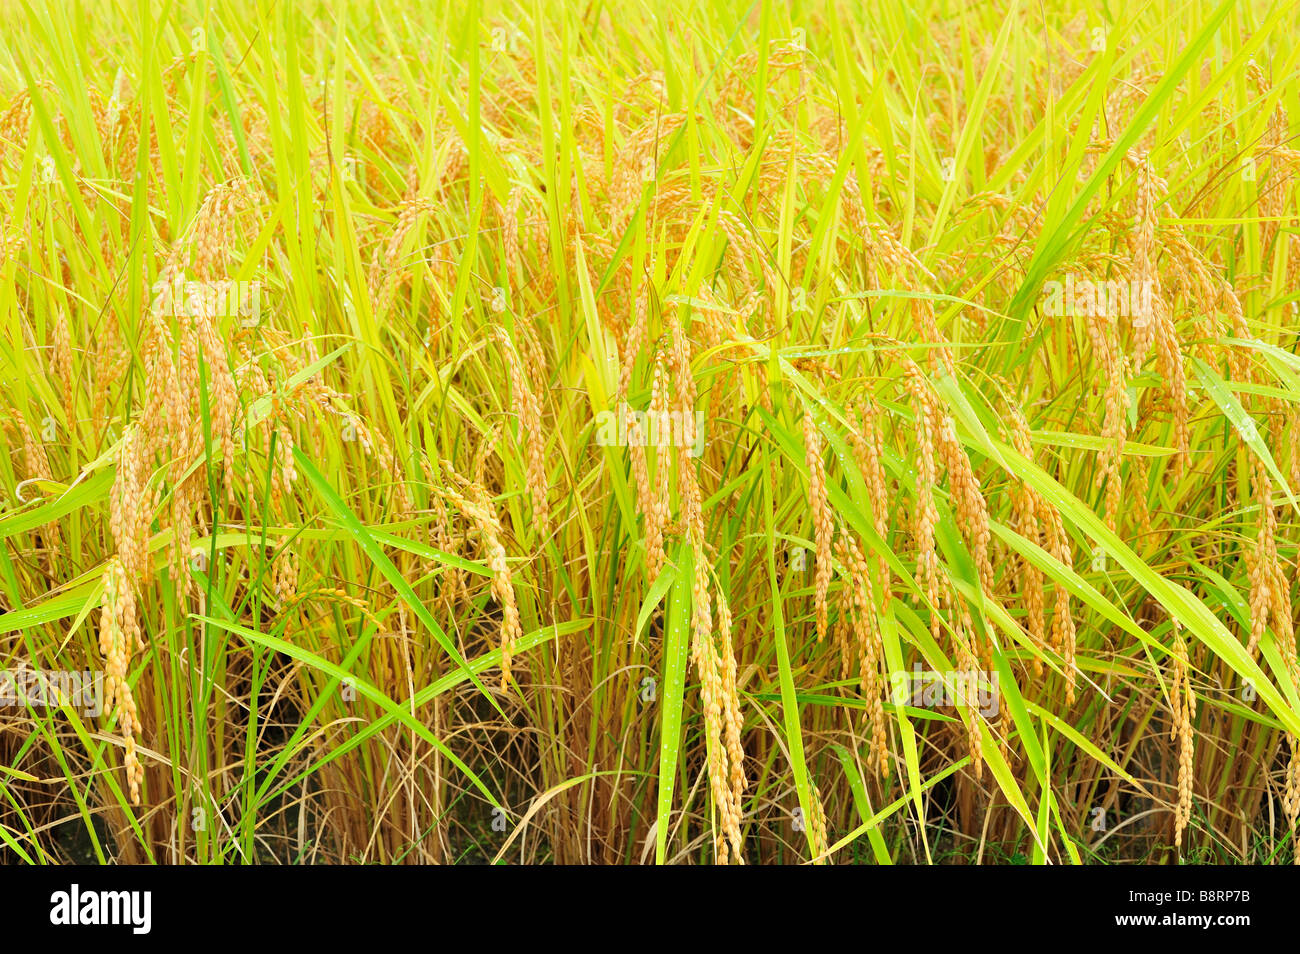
1 0 1299 865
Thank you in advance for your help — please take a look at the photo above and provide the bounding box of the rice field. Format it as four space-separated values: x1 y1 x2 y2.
1 0 1299 865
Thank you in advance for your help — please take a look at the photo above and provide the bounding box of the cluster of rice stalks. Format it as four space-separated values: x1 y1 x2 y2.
1 0 1299 864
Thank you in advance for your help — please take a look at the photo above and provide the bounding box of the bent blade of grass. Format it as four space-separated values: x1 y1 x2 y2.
292 446 502 716
1023 700 1140 788
829 743 892 864
196 613 502 810
492 769 652 865
0 823 34 864
1191 356 1299 519
0 468 114 543
634 564 677 649
993 436 1300 737
817 758 969 863
255 619 590 810
0 583 101 636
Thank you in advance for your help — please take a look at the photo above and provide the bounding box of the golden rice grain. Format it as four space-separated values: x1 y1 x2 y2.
836 529 890 778
100 557 144 805
848 397 893 612
806 782 829 864
494 330 549 535
439 477 522 691
903 361 943 642
690 549 744 864
803 409 833 643
51 309 75 427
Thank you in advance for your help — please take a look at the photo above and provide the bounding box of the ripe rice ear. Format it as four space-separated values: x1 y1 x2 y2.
803 410 834 643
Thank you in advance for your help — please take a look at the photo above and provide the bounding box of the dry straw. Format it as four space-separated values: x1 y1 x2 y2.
1169 620 1194 852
